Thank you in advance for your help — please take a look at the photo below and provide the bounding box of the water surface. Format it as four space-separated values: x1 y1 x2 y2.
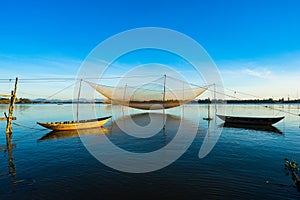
0 104 299 199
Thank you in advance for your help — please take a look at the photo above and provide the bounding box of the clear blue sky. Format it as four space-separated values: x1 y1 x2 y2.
0 0 299 99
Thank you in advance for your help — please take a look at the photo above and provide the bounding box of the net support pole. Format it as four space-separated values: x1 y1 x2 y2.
123 83 127 101
76 79 82 122
163 74 166 102
208 97 211 119
214 83 217 113
203 97 213 121
5 77 18 140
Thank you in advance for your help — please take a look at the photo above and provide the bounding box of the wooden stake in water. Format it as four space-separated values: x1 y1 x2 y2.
203 97 213 121
163 74 166 103
214 83 217 113
123 83 127 101
5 77 18 136
122 83 128 113
76 79 82 121
76 79 82 122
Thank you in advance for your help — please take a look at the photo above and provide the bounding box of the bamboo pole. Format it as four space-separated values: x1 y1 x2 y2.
5 77 18 135
208 97 211 119
76 79 82 122
123 83 127 101
163 74 166 102
7 132 16 176
203 97 213 121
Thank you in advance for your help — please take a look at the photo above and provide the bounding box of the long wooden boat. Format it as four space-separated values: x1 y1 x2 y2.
216 114 284 125
37 116 112 131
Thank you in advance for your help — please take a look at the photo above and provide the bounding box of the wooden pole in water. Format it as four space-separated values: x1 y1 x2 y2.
162 75 166 119
208 97 211 119
123 83 127 101
7 132 16 176
213 83 217 113
122 83 128 113
5 77 18 136
76 79 82 121
163 74 166 103
203 97 213 121
297 91 299 110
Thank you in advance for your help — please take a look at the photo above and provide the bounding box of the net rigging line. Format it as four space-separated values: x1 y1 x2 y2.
206 86 300 117
12 122 46 131
0 75 161 82
264 106 300 117
3 82 77 138
45 82 76 100
0 78 76 83
89 75 208 98
87 76 165 93
87 82 163 93
166 75 208 89
214 84 264 99
206 87 240 100
18 91 45 98
12 125 48 144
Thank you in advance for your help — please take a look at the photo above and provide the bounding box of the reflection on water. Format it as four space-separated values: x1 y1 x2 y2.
111 112 174 139
38 127 111 141
91 112 191 153
79 112 202 173
221 122 284 134
0 104 299 199
111 112 182 139
0 131 22 193
6 134 16 177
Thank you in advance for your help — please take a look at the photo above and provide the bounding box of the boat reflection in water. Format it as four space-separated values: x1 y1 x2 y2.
110 112 183 142
220 122 283 134
79 112 200 162
38 127 111 141
113 112 181 129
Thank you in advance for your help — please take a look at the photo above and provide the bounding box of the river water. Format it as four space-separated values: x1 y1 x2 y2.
0 104 299 199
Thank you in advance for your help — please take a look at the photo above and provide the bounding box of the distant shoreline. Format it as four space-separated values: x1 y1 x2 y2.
197 99 300 104
0 98 299 105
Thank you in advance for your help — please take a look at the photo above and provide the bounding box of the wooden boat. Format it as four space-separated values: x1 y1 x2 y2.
37 116 112 131
216 114 284 125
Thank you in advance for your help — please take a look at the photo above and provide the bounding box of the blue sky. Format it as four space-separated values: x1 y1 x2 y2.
0 0 299 99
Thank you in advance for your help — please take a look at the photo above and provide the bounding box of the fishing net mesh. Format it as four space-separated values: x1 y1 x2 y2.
86 76 207 110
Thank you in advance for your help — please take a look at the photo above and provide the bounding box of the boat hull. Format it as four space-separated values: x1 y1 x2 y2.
37 116 112 131
216 114 284 125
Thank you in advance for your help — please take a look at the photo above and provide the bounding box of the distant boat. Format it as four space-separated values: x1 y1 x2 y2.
216 114 284 125
37 116 112 131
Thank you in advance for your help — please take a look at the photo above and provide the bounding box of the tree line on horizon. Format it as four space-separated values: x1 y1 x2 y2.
0 97 300 104
197 98 300 104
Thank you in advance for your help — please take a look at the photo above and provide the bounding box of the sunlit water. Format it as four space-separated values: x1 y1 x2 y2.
0 104 300 199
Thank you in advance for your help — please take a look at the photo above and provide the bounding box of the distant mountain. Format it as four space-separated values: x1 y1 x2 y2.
31 98 64 103
32 98 47 102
